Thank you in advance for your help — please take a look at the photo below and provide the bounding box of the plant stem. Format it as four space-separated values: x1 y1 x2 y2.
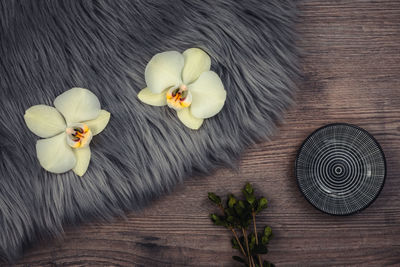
252 211 258 243
252 211 263 267
219 204 248 263
250 255 256 267
242 227 253 267
230 227 247 257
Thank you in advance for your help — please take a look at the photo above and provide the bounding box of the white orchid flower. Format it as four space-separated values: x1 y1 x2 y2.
24 88 110 176
137 48 226 130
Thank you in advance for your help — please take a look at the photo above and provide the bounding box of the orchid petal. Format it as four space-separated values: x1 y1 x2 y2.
145 51 184 93
83 110 111 136
72 146 91 176
182 48 211 84
177 108 204 130
24 105 66 138
36 132 76 174
54 87 101 125
137 87 167 106
188 71 226 119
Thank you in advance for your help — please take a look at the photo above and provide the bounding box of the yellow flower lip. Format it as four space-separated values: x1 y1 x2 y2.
66 123 93 148
166 84 192 110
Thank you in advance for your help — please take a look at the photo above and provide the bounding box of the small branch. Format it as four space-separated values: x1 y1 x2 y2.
252 211 258 244
250 255 256 267
252 211 263 267
242 227 253 267
220 204 248 264
230 227 247 256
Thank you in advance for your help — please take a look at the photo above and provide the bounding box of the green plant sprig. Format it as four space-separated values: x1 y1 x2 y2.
208 183 274 267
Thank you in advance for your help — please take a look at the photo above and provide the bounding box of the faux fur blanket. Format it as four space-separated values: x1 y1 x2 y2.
0 0 300 261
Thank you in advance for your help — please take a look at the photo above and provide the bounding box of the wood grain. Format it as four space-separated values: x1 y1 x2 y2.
12 1 400 266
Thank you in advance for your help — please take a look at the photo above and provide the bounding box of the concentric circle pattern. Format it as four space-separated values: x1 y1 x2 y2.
295 124 386 215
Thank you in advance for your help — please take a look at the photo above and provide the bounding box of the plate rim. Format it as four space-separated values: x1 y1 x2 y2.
294 123 387 216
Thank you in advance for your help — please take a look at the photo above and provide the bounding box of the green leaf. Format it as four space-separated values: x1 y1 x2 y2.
227 194 237 208
253 244 268 254
241 220 251 228
261 235 269 245
232 255 246 263
244 183 254 195
247 195 256 205
263 260 275 267
234 200 245 216
224 207 241 227
249 232 256 250
210 213 226 227
225 207 235 217
234 200 252 228
243 191 256 206
226 215 235 223
231 237 239 249
263 226 272 238
256 197 268 213
208 192 222 205
239 215 252 228
242 183 256 206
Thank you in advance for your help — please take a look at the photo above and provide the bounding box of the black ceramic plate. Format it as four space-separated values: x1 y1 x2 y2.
295 123 386 215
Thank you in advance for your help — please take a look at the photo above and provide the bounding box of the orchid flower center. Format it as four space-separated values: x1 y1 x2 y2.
166 84 192 110
65 123 92 148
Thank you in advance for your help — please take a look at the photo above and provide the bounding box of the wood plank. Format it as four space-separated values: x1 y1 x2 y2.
12 0 400 266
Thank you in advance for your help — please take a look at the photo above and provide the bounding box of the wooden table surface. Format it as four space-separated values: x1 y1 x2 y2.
14 1 400 266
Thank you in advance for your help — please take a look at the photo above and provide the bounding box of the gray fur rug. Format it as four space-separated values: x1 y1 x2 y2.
0 0 300 261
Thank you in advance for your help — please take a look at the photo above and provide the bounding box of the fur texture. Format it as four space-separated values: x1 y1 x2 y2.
0 0 300 261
